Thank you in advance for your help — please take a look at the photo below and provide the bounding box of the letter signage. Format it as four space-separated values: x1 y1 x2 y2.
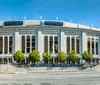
44 21 63 26
4 21 23 26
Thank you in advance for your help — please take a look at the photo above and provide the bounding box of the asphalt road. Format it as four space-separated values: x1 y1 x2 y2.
0 71 100 85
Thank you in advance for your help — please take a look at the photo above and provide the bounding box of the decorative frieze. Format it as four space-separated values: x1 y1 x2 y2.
42 29 59 34
86 32 99 37
19 28 37 34
64 30 80 35
0 29 14 35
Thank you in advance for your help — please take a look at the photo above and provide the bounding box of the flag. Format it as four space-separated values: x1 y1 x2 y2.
24 16 26 20
56 16 58 20
39 16 42 20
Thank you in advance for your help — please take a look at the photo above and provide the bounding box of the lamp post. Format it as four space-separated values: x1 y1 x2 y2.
90 24 93 71
90 54 92 71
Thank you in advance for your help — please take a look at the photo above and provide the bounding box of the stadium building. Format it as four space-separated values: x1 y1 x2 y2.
0 20 99 64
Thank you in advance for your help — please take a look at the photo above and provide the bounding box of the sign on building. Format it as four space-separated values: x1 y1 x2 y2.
44 21 63 26
4 21 23 26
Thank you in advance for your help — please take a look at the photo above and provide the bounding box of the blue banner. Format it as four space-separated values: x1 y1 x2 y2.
4 21 23 26
44 21 63 26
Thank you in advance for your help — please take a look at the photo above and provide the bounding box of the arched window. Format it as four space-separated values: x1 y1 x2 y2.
32 36 35 51
67 36 70 52
22 36 25 53
44 36 48 52
49 36 53 53
92 38 94 54
27 36 30 53
87 38 90 52
96 39 98 55
72 37 75 50
4 36 8 53
76 37 79 53
9 36 12 53
0 37 3 54
54 36 58 53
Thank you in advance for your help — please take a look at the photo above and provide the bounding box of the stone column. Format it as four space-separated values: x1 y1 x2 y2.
75 36 76 51
25 35 27 54
14 29 21 52
38 28 44 61
48 36 50 53
35 29 38 50
79 31 87 57
53 36 55 64
94 38 96 55
58 29 61 52
12 33 15 55
90 38 92 53
53 36 55 54
8 36 9 54
98 35 100 57
30 35 32 52
60 29 66 52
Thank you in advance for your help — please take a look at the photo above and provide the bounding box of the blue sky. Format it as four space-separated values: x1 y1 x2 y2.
0 0 100 28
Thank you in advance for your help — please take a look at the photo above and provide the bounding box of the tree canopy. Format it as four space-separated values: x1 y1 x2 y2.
13 50 24 64
67 50 78 63
82 51 93 62
56 51 67 63
42 51 52 64
29 50 40 64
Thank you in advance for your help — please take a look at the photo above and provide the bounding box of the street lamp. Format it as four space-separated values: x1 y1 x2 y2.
90 54 92 71
90 24 93 71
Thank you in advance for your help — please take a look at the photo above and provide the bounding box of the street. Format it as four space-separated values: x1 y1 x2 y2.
0 71 100 85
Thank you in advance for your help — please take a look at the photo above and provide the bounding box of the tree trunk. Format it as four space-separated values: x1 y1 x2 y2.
34 61 35 64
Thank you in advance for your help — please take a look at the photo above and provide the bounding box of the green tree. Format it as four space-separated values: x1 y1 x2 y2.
29 50 40 64
42 52 52 64
56 51 67 63
13 50 24 64
67 50 78 64
82 51 93 63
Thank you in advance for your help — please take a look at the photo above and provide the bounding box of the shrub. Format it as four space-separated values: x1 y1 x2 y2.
82 51 93 63
42 51 52 64
29 50 40 64
56 51 67 63
13 50 24 64
67 50 78 64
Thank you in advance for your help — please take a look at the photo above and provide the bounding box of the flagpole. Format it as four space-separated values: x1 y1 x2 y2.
24 16 26 20
9 16 10 20
39 16 42 20
56 16 58 21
